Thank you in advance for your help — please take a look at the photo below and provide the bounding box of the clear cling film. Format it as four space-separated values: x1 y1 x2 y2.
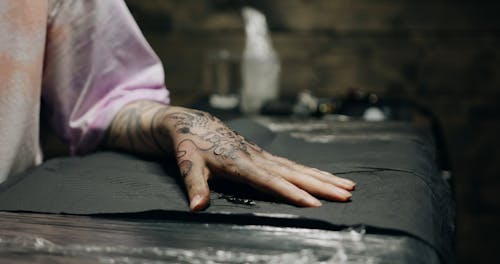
0 212 439 264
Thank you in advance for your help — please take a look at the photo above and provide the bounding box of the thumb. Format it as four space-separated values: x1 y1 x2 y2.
178 159 211 211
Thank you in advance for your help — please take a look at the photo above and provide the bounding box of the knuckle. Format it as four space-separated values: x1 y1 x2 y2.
220 159 239 172
261 173 280 186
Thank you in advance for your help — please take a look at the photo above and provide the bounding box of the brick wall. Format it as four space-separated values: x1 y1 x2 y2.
125 1 500 262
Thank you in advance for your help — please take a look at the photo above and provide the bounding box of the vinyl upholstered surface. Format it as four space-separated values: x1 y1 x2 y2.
0 118 454 263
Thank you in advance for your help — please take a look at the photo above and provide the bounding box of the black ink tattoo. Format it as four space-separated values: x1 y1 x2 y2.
178 160 193 178
167 110 215 133
105 101 173 157
166 111 261 160
106 103 265 183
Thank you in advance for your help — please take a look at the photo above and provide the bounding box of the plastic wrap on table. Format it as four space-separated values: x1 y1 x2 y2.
0 212 439 264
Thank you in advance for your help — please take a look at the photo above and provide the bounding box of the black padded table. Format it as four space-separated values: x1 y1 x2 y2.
0 117 454 263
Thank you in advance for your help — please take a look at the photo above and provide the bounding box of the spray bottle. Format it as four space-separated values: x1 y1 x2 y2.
240 7 281 114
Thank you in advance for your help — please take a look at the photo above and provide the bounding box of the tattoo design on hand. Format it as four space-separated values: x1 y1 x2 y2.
107 102 355 210
167 110 262 160
178 160 193 178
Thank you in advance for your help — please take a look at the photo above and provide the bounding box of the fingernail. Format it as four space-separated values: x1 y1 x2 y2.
336 188 352 199
190 195 203 210
307 196 322 207
341 179 356 188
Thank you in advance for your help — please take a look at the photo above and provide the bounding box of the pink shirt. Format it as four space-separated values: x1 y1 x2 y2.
0 0 169 182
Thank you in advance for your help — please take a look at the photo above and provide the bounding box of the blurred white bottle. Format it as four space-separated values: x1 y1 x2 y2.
240 7 281 115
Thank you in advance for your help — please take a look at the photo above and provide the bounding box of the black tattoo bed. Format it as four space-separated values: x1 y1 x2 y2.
0 117 454 263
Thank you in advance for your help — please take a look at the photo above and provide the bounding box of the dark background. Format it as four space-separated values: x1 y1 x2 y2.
124 1 500 262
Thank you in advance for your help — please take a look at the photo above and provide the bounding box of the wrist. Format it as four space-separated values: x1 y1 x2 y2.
105 101 176 157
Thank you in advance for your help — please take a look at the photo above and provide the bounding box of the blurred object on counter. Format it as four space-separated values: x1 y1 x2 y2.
260 88 451 175
240 7 281 115
202 49 240 110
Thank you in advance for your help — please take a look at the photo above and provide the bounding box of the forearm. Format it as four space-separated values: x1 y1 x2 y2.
104 100 177 158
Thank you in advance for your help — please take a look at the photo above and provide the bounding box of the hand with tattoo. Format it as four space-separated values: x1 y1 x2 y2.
106 101 356 211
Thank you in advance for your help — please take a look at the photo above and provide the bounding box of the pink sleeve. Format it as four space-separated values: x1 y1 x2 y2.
42 0 169 155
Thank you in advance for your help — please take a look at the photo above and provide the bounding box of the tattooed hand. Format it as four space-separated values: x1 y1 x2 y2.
106 101 356 211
